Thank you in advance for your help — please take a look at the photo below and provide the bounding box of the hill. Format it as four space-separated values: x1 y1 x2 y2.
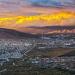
27 48 75 57
0 28 38 39
60 50 75 57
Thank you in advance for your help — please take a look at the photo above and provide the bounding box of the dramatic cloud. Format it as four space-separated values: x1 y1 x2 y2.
0 0 75 8
0 0 75 34
28 0 75 7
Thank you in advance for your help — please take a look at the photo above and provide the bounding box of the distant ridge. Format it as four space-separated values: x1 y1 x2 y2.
26 26 75 34
0 28 38 39
0 28 75 39
27 26 75 30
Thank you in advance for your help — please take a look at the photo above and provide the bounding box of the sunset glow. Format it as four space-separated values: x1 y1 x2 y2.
0 11 75 27
0 0 75 34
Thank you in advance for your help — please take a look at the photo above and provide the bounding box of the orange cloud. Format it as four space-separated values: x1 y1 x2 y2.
0 11 75 27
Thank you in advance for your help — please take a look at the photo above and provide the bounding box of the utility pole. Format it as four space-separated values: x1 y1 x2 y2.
42 31 44 40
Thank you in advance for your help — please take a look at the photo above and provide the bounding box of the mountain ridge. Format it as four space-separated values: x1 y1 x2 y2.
0 28 38 39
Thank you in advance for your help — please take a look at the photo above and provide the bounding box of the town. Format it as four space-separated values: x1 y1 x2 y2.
0 34 75 60
0 34 75 75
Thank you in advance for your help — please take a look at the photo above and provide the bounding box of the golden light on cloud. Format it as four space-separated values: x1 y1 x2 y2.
16 12 75 24
0 11 75 29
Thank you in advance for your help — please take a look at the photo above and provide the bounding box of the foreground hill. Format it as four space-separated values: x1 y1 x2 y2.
27 48 75 57
61 50 75 57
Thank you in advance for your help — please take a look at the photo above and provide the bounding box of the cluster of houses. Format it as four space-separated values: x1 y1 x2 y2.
29 56 75 71
35 38 75 49
0 39 35 60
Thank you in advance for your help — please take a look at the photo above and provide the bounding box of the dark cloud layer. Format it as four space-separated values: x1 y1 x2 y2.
0 0 75 7
29 0 75 7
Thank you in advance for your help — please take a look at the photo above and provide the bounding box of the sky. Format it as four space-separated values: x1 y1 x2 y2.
0 0 75 13
0 0 75 33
